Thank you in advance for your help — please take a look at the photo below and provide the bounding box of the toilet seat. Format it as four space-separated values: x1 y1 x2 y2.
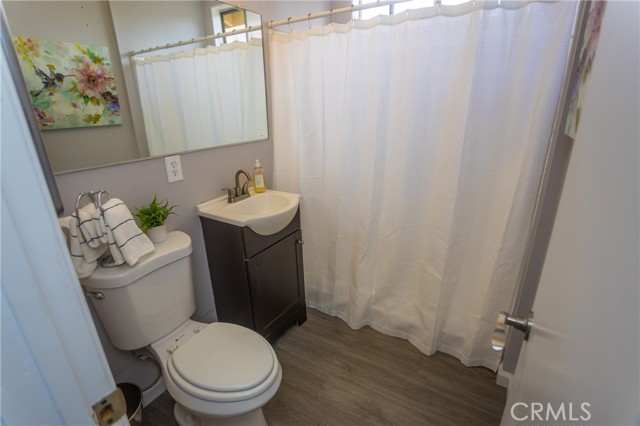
167 323 280 403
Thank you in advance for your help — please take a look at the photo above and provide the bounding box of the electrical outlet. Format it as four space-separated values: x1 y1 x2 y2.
164 155 184 183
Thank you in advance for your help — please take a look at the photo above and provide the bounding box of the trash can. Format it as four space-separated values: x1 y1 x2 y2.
117 383 143 426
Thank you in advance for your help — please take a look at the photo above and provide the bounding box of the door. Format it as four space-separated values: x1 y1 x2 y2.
501 2 639 425
1 7 126 425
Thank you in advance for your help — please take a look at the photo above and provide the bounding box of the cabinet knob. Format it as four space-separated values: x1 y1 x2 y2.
297 240 304 245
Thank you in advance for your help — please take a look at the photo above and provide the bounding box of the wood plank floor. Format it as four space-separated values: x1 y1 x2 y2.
142 309 506 426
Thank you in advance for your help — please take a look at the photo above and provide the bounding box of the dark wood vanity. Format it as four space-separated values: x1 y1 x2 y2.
200 210 307 342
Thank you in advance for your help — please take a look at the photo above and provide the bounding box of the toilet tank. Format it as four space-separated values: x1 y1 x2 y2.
81 231 196 350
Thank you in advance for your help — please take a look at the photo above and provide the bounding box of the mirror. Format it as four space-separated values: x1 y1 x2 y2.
3 1 268 174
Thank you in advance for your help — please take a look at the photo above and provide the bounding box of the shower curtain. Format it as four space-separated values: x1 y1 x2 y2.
133 39 267 156
270 1 576 370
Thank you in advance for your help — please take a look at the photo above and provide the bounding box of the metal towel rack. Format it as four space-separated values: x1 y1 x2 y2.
74 190 112 222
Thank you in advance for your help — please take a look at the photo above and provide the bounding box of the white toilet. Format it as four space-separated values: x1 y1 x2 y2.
81 231 282 426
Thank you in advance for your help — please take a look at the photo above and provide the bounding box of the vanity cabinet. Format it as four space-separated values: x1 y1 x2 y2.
200 209 306 342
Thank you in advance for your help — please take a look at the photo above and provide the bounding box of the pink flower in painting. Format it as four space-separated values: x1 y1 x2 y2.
73 58 113 98
34 108 55 125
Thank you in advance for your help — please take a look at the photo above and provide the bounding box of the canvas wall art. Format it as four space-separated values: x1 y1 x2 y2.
564 1 607 138
13 36 122 130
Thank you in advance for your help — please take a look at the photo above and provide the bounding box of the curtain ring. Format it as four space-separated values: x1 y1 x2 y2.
288 17 293 32
330 9 334 25
307 13 312 29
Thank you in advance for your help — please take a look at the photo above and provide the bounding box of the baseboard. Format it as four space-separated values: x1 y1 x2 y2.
496 362 513 388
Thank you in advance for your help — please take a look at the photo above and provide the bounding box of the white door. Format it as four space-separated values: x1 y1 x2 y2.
1 7 128 424
501 2 639 425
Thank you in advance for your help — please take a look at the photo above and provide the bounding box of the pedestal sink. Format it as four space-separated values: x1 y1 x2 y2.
196 190 301 236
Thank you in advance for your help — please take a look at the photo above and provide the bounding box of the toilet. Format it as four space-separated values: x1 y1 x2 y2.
81 231 281 426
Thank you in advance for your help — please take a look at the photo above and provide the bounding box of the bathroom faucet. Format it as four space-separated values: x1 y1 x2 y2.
235 169 251 196
222 170 252 203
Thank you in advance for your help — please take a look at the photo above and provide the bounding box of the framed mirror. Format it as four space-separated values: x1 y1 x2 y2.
3 1 268 174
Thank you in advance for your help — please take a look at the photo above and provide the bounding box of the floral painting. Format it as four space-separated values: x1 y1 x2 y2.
13 36 121 130
564 1 607 138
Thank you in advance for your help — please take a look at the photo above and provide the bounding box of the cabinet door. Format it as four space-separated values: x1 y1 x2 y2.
246 231 304 339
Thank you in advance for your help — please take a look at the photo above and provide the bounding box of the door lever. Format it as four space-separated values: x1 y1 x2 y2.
497 311 532 335
491 311 533 352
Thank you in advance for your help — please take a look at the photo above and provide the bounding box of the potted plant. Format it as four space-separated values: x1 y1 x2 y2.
133 194 177 243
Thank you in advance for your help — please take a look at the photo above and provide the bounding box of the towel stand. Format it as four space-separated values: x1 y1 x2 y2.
97 190 112 214
74 190 112 221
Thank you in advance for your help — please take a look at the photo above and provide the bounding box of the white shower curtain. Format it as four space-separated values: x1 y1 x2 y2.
270 1 576 370
133 39 267 156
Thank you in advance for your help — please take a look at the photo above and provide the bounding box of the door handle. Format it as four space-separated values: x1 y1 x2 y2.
497 311 533 334
491 311 533 352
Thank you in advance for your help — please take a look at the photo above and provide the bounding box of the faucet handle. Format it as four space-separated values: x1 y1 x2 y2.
222 187 235 203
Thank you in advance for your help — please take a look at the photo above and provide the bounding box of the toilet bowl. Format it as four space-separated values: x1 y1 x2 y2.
81 231 281 426
151 319 282 426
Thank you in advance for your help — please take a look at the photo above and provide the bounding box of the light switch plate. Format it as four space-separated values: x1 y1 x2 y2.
164 155 183 183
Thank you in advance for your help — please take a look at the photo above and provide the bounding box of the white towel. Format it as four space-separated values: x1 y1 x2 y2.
68 210 107 278
77 203 102 248
99 210 125 267
101 198 155 266
92 205 109 245
58 216 71 248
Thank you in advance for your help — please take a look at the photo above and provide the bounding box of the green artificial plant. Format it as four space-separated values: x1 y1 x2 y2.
133 194 177 231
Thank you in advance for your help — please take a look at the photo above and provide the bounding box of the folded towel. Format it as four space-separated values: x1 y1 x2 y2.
101 198 155 266
92 205 109 246
77 203 102 249
98 210 125 266
68 211 107 278
94 208 123 265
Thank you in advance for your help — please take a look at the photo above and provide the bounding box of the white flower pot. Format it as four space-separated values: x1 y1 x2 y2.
147 224 168 244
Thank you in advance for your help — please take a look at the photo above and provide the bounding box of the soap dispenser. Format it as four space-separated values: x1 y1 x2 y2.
253 159 266 193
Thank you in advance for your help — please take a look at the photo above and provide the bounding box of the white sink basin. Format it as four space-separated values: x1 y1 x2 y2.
197 190 301 235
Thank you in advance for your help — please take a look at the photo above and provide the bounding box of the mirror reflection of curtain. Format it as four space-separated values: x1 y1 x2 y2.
271 1 576 370
133 39 267 156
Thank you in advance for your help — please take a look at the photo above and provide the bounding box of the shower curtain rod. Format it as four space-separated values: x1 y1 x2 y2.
129 25 261 56
266 0 414 30
130 0 413 56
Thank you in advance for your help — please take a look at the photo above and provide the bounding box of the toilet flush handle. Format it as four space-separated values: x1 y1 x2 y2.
86 291 105 300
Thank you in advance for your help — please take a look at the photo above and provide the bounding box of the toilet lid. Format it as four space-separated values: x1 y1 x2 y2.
170 323 275 393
